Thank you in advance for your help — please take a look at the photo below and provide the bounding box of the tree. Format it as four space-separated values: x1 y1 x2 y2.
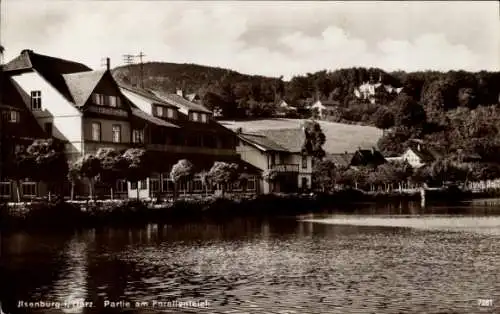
75 154 101 200
96 148 126 200
393 94 426 127
26 139 68 201
373 107 395 131
312 159 337 192
301 120 326 160
122 148 150 200
7 148 36 202
377 126 413 157
208 162 239 196
170 159 194 199
67 161 81 201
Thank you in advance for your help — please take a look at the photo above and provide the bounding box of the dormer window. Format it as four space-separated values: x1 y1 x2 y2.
156 106 164 117
30 91 42 111
167 108 175 119
192 112 199 122
109 95 120 107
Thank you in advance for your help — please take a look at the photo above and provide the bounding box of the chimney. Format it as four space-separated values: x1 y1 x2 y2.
106 57 110 71
176 89 184 97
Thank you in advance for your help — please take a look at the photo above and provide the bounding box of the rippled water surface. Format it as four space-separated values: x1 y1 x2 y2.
2 203 500 313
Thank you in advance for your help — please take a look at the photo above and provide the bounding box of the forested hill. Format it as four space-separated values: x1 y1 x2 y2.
112 62 500 126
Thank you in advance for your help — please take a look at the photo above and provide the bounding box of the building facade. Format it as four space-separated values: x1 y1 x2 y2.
1 50 260 200
235 128 313 194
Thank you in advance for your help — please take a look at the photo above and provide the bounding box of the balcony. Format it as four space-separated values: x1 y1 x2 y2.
271 164 299 173
85 105 128 118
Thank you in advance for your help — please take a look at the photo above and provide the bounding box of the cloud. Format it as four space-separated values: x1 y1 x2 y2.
3 1 499 79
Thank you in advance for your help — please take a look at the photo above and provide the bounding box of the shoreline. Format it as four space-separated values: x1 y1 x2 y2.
1 188 500 231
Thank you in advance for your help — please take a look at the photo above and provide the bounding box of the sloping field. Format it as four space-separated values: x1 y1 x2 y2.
220 118 383 154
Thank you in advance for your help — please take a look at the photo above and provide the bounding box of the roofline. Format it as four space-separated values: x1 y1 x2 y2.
119 85 178 108
238 134 289 153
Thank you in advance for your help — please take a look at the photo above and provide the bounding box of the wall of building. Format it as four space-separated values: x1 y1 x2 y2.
82 118 131 144
236 142 270 171
11 71 84 152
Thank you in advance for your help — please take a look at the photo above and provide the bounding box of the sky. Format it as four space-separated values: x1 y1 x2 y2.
2 1 499 80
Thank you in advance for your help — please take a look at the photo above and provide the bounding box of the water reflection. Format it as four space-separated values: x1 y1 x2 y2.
1 204 500 313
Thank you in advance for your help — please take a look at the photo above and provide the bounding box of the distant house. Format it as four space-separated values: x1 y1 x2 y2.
235 127 314 194
310 99 340 119
353 74 403 104
387 140 441 168
275 100 297 117
326 148 385 168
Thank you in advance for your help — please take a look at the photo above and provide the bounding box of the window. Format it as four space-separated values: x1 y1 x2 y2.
109 96 118 107
167 108 175 119
130 182 138 190
201 113 207 123
30 91 42 111
270 154 276 166
162 177 174 192
21 182 37 197
192 112 199 122
44 122 53 137
193 179 203 192
302 177 309 189
116 180 127 193
0 182 11 198
132 129 144 144
8 111 20 123
247 177 256 191
15 145 24 153
139 179 147 190
112 125 121 143
156 106 164 117
150 179 160 192
302 156 308 169
91 122 101 141
93 93 106 105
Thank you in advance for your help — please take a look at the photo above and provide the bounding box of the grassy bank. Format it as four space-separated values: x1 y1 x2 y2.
1 187 496 231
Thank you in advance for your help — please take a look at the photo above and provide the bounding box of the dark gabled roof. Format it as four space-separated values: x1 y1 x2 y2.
119 84 178 108
153 91 212 114
121 85 235 136
3 50 93 104
63 70 106 107
326 153 355 167
239 133 288 152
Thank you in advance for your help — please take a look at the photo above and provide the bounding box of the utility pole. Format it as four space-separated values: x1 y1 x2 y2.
122 52 146 88
137 51 146 88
